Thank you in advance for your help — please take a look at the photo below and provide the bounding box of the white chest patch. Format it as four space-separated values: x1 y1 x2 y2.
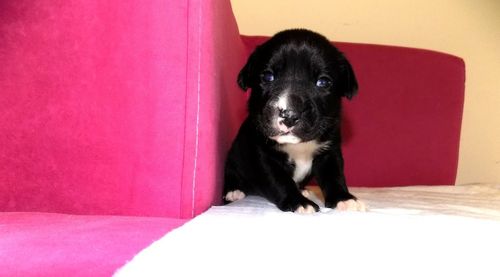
279 140 330 183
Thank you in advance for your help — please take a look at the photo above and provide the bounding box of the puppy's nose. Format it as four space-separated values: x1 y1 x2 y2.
279 109 299 128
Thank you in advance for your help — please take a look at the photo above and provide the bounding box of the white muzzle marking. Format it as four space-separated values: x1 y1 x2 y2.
270 91 300 143
272 134 301 144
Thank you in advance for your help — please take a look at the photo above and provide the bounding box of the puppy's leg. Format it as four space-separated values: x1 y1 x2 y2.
259 158 319 213
223 161 247 203
313 147 366 211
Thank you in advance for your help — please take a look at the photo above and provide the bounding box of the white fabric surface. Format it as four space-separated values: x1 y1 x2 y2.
351 183 500 220
116 184 500 277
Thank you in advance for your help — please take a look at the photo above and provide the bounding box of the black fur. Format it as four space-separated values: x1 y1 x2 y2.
224 29 358 212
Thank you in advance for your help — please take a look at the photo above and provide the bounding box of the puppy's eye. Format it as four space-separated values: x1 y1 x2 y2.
316 76 332 88
261 71 275 83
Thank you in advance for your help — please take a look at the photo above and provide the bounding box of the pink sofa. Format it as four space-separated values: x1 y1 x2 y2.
0 0 464 276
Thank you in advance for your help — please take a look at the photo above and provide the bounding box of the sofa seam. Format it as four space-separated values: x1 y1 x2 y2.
190 0 203 217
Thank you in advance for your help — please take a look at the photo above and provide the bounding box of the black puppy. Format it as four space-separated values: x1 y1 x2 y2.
223 29 365 213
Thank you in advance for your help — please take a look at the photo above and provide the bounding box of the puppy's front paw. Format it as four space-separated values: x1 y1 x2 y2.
224 190 246 202
295 204 317 214
279 197 319 214
336 199 367 212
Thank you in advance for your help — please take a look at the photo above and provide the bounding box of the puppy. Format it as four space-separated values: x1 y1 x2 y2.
223 29 365 213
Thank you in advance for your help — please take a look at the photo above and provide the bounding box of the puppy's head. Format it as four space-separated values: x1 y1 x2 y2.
238 29 358 144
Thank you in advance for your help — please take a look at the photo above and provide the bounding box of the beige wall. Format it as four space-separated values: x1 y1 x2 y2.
230 0 500 184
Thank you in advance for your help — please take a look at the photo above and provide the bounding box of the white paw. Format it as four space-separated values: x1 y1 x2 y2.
336 199 367 212
301 189 312 199
224 190 246 202
294 204 316 214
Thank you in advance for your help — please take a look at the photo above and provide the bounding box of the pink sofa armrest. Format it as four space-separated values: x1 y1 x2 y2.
0 0 246 218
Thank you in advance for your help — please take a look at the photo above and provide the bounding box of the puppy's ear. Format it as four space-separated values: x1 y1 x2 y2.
337 56 358 100
237 49 259 91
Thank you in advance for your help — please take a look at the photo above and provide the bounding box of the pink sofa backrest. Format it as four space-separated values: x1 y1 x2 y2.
242 37 465 187
0 0 246 218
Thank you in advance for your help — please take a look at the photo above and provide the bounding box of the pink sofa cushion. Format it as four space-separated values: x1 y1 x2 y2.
0 212 186 276
241 37 465 187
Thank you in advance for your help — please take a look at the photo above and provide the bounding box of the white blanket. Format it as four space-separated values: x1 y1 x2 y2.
116 184 500 277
